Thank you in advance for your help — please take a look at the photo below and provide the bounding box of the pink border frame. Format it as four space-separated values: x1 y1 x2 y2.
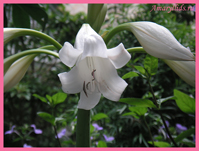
1 0 198 151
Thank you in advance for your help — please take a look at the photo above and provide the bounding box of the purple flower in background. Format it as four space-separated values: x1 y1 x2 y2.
161 120 169 129
192 5 195 12
5 125 19 135
56 128 67 139
92 123 103 131
23 144 32 148
176 123 187 134
103 134 114 142
31 124 42 134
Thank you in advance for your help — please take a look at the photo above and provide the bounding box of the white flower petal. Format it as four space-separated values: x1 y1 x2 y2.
74 24 100 50
163 60 195 87
59 42 82 67
94 58 128 101
78 91 101 110
81 34 107 60
58 66 83 94
130 21 195 61
74 24 107 60
107 43 131 69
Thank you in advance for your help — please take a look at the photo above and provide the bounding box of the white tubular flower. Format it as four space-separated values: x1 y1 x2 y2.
163 60 195 87
4 54 36 92
130 21 195 61
58 24 131 110
4 28 20 44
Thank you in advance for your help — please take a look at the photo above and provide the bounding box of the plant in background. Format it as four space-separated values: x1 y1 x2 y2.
4 3 195 148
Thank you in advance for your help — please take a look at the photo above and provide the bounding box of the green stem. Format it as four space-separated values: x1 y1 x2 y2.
143 116 154 146
4 28 62 49
52 107 61 147
127 47 146 54
103 23 132 45
4 49 59 74
53 125 62 147
147 80 178 147
76 109 90 147
39 45 57 50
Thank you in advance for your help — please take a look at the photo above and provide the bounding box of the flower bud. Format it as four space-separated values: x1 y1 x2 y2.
163 60 195 87
4 54 37 92
130 21 195 61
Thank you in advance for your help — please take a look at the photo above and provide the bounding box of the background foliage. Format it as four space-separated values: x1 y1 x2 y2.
4 4 195 147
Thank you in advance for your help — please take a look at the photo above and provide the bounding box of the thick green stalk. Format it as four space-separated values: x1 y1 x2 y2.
4 28 62 49
127 47 146 54
103 23 132 45
76 109 90 147
4 49 59 74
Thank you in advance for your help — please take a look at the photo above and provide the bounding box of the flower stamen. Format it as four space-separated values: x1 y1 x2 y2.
83 81 88 97
91 69 96 81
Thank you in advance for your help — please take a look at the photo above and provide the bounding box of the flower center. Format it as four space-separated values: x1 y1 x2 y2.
83 57 99 97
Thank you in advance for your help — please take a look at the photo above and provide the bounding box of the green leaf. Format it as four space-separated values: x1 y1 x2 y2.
144 54 158 76
174 89 195 114
37 112 55 126
134 65 145 75
52 92 67 106
148 141 170 147
46 95 52 104
119 98 157 109
97 140 107 147
92 113 109 121
122 112 139 119
55 117 64 123
122 71 139 79
180 138 195 147
90 124 95 133
128 106 148 116
12 4 30 28
175 128 195 143
157 96 175 105
19 4 48 31
33 94 48 104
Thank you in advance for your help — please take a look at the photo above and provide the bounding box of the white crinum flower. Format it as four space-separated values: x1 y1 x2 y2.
163 60 195 87
129 21 195 61
58 24 131 110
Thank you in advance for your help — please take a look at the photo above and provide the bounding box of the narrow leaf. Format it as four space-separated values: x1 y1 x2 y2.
92 113 109 121
37 112 55 126
122 112 139 119
134 65 145 75
46 95 52 104
175 128 195 143
122 71 138 79
33 94 48 104
128 106 148 116
119 98 157 109
148 141 170 147
157 96 175 105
